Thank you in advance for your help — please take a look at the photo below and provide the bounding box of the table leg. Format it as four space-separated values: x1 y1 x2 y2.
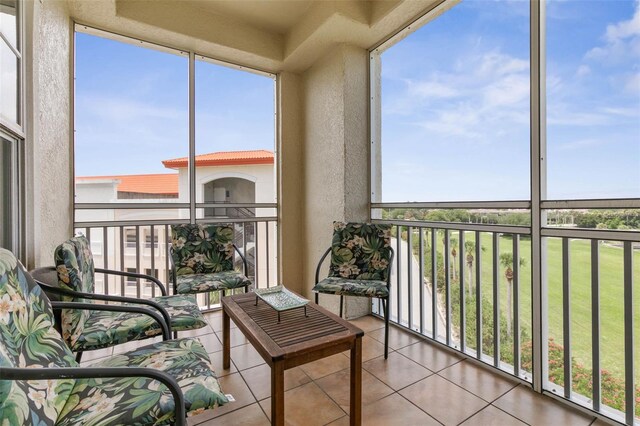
350 337 362 426
222 308 231 369
271 361 285 426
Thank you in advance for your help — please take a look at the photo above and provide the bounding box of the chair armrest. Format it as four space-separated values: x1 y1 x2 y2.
232 244 249 279
35 280 172 334
314 247 332 285
95 268 167 296
51 301 172 340
0 366 186 426
387 247 395 288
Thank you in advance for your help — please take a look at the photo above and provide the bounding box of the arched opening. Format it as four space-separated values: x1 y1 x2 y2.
203 177 256 218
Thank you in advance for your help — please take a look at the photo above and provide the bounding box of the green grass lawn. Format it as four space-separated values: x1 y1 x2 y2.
441 232 640 385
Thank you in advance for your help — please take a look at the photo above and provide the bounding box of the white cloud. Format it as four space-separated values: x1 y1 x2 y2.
557 138 603 151
585 0 640 63
576 65 591 78
623 71 640 95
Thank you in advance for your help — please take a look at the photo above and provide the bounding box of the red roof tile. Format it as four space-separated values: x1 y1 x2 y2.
76 174 179 195
162 149 274 169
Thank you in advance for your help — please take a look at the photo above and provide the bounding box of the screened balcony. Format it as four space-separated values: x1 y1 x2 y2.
2 0 638 425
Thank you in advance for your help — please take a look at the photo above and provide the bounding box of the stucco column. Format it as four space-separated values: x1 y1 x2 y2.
302 44 370 318
278 72 305 294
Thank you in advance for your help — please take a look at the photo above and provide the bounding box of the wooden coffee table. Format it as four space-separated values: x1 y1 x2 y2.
221 292 364 426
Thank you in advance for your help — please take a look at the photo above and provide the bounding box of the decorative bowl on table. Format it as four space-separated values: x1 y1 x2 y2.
254 285 309 322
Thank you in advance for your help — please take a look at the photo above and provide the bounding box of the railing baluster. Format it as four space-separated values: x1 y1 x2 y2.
150 225 156 298
266 221 270 288
254 220 259 289
103 227 109 296
444 230 451 345
492 232 500 367
419 227 425 335
623 241 635 425
562 237 571 399
407 226 413 331
119 226 125 297
397 225 402 325
476 231 482 360
165 224 170 294
513 234 520 377
459 231 466 352
431 228 438 340
591 239 600 412
135 225 141 299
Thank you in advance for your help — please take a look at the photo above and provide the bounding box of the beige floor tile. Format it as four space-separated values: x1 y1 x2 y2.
316 368 394 411
241 364 311 401
230 343 266 371
348 315 385 333
216 327 249 348
208 350 238 377
326 393 440 426
259 382 345 426
208 311 238 332
399 375 487 425
188 372 256 423
196 333 222 353
342 335 386 362
367 326 420 350
80 346 113 364
363 352 432 390
180 323 215 338
459 405 527 425
189 403 269 426
493 385 595 426
299 353 350 380
396 340 464 372
439 360 518 402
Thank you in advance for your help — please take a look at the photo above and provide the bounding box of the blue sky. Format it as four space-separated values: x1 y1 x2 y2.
381 0 639 201
74 36 274 176
76 0 639 201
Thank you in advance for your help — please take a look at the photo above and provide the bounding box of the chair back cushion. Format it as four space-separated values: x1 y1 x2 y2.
54 235 95 347
171 224 235 276
0 248 78 425
328 222 393 281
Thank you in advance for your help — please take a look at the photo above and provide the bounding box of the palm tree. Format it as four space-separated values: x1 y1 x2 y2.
499 252 526 336
450 237 458 280
464 240 475 296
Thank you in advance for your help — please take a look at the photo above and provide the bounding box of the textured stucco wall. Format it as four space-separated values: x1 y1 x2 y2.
29 0 72 266
278 72 305 294
302 45 370 317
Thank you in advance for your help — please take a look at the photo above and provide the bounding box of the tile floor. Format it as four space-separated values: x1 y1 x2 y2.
81 312 600 426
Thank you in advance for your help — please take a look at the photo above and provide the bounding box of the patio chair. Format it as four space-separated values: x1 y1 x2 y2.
0 248 227 426
34 235 207 361
312 222 394 358
169 223 252 297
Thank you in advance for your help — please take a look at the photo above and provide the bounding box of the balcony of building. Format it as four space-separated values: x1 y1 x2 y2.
1 0 638 425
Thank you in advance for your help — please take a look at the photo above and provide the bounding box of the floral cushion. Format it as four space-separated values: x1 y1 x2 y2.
329 222 393 281
54 235 96 348
171 224 236 276
66 295 206 352
175 271 251 294
57 338 228 426
0 248 78 425
313 276 389 298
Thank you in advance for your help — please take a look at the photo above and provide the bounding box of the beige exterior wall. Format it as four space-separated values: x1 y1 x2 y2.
25 0 72 267
301 44 370 317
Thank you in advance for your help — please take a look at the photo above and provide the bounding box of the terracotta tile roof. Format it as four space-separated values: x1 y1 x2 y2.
76 173 179 195
162 149 274 169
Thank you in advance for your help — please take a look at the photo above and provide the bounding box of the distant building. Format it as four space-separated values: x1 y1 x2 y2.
75 150 276 300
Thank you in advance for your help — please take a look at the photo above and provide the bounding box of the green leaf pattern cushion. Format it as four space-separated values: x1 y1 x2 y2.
57 338 228 426
328 222 393 281
171 224 236 276
313 276 389 298
175 271 251 294
67 295 208 352
54 235 96 348
0 248 78 426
